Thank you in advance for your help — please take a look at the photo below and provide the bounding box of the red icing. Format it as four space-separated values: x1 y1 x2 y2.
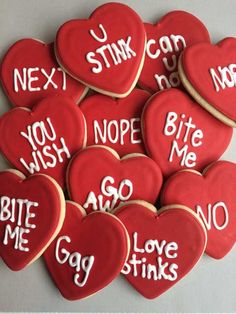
161 161 236 259
115 201 206 299
67 146 162 214
139 11 210 93
0 39 87 108
142 88 232 177
0 170 65 271
0 96 85 188
44 201 129 300
80 89 150 156
181 38 236 123
55 3 146 97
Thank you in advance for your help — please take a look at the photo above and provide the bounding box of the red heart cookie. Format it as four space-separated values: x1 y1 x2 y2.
0 39 87 108
142 88 232 177
139 11 210 93
0 169 65 271
44 201 129 300
80 88 150 156
161 161 236 259
0 96 86 188
67 146 162 214
55 2 146 97
179 38 236 127
114 201 206 299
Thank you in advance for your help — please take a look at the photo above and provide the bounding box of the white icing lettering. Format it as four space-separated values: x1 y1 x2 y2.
146 39 160 59
210 64 236 92
52 138 71 162
154 73 171 90
164 112 203 168
130 118 142 144
57 68 67 90
55 235 94 287
83 176 133 212
28 67 40 91
160 36 173 54
146 34 186 90
41 68 57 90
111 42 127 63
144 239 166 254
196 201 229 231
85 52 102 74
146 35 186 59
86 30 136 74
170 34 186 52
0 197 38 252
14 68 27 92
163 55 177 72
96 45 110 69
122 232 179 281
89 24 108 43
133 232 145 253
107 120 119 143
169 140 197 167
13 67 67 93
154 71 180 90
93 118 142 146
20 118 70 174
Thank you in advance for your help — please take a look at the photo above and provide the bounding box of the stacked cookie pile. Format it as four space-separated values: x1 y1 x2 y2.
0 2 235 301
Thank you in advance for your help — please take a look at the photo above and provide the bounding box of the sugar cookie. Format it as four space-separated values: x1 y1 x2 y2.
142 88 233 177
139 10 210 93
0 39 87 108
114 201 206 299
0 169 65 271
179 37 236 127
0 96 86 188
55 3 146 97
161 160 236 259
44 200 129 300
67 146 162 213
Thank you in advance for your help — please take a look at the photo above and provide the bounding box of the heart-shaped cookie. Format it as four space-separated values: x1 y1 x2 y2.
0 39 87 108
67 146 162 214
80 88 150 156
0 169 65 271
0 96 86 188
179 37 236 127
44 200 129 300
55 2 146 97
139 10 210 93
114 201 206 299
161 161 236 259
142 88 232 177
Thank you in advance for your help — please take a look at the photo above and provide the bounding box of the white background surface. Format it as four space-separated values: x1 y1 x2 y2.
0 0 236 312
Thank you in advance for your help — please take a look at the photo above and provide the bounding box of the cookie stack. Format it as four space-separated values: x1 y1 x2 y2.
0 2 235 301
